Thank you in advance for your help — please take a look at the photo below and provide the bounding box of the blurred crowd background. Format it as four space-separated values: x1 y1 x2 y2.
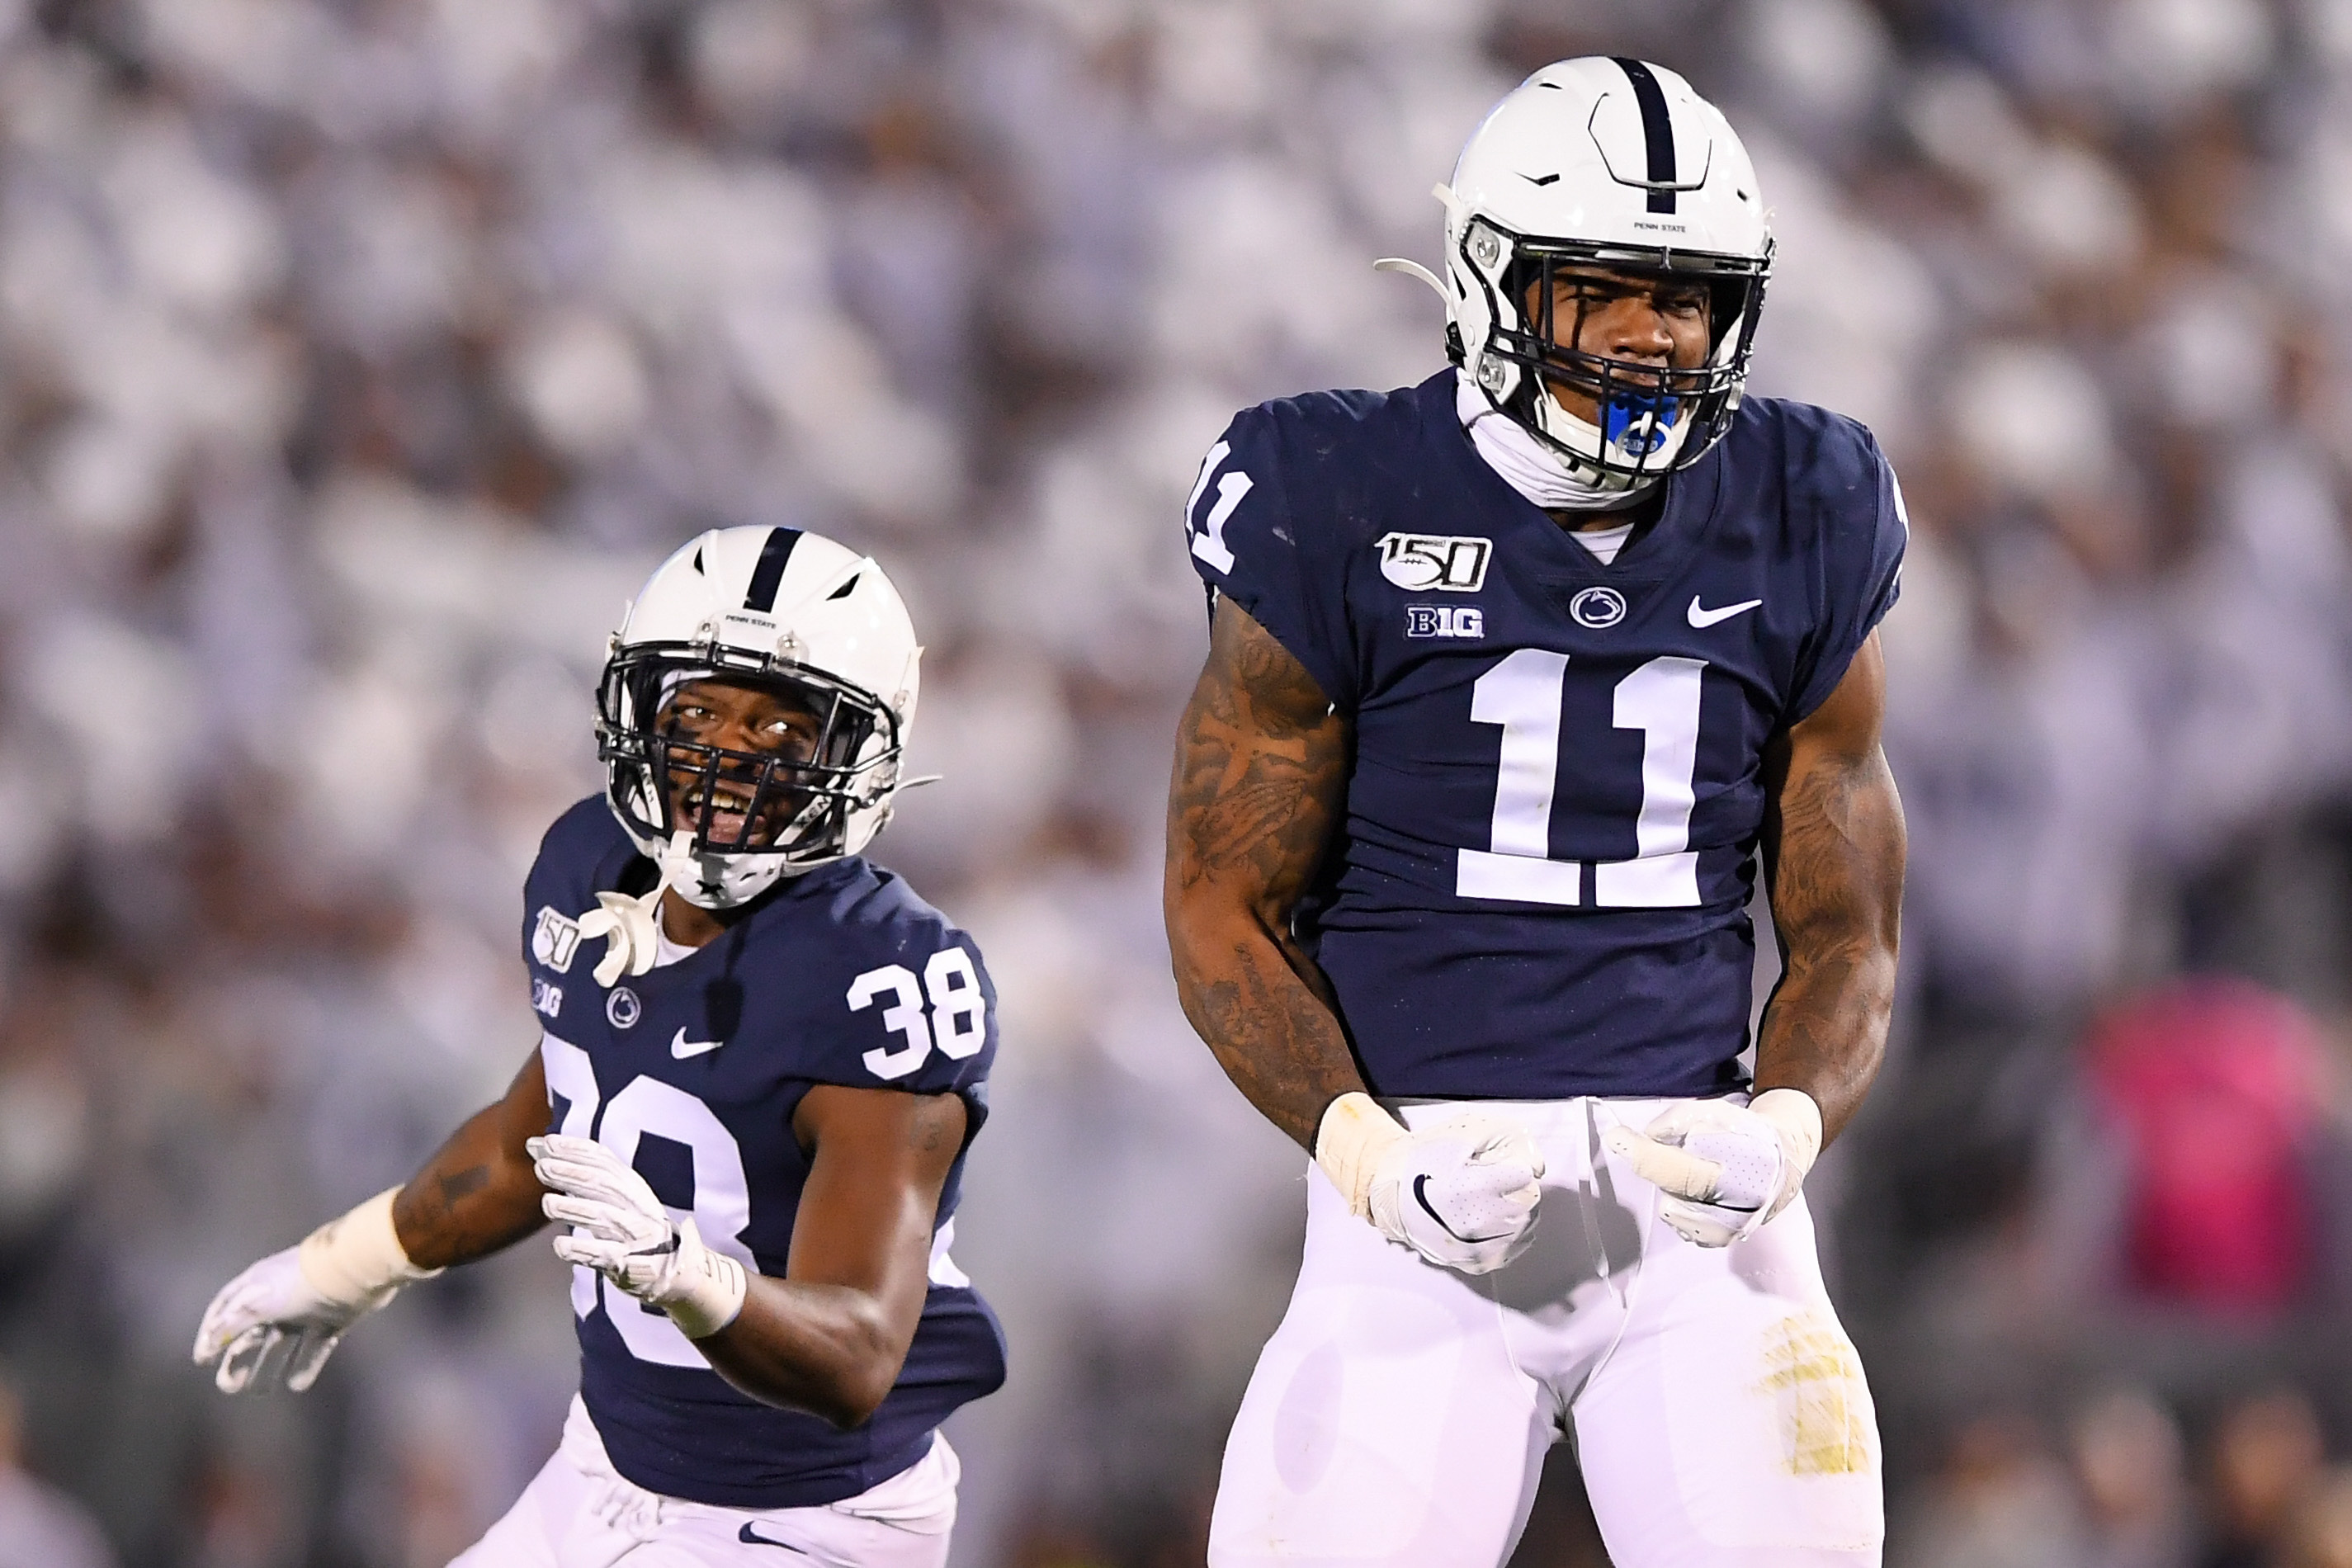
2 0 2351 1563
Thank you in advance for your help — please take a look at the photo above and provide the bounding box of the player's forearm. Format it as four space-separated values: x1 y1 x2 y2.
1169 901 1364 1149
1754 936 1896 1145
1166 602 1358 1149
392 1100 549 1270
1755 746 1906 1145
696 1278 915 1428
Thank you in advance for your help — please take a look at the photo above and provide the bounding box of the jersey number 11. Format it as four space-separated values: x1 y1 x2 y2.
1458 649 1706 909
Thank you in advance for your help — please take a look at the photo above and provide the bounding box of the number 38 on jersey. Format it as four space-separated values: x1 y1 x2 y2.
849 947 989 1082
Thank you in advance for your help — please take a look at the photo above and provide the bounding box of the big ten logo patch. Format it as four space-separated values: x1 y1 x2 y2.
532 907 583 973
531 978 563 1019
1754 1313 1873 1476
1377 532 1491 593
1405 605 1485 640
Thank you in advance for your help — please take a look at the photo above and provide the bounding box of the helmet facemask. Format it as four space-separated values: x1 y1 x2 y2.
597 640 903 905
1461 221 1773 489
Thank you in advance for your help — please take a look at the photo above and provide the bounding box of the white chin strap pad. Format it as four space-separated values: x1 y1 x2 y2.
1528 385 1693 480
656 829 790 909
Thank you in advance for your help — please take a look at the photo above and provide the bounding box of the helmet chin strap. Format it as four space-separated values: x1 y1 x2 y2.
657 829 789 911
1457 371 1663 512
663 829 727 908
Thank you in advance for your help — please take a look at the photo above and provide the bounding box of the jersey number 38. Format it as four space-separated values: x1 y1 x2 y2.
848 947 987 1082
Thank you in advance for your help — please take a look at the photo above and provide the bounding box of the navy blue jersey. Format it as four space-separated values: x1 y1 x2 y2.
521 798 1005 1509
1184 368 1904 1100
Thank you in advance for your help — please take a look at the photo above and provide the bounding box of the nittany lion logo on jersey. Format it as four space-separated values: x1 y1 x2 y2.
1569 586 1628 629
1377 532 1491 593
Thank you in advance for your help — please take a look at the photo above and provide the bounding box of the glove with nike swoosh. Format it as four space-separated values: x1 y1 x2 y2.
1316 1093 1546 1274
1604 1089 1821 1247
529 1134 747 1339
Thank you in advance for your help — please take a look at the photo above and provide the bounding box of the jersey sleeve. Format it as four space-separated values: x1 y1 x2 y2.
1788 427 1908 722
810 921 998 1117
1183 409 1358 711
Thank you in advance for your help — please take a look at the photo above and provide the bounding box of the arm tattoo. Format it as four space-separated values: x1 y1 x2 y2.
906 1097 959 1155
1165 602 1363 1149
437 1166 490 1203
1754 682 1907 1145
389 1056 553 1268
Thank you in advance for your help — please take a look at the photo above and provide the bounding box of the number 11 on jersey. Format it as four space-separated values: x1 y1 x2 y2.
1457 649 1707 909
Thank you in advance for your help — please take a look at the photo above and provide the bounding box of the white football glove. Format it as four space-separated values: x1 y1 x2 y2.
192 1188 439 1393
1604 1089 1823 1248
1316 1093 1546 1274
529 1134 747 1339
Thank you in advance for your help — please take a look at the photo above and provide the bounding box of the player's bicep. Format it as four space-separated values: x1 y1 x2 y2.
1165 596 1350 920
1787 626 1886 764
786 1085 966 1298
1761 631 1905 950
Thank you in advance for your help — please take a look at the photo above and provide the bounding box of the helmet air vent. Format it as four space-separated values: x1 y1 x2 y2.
827 574 859 600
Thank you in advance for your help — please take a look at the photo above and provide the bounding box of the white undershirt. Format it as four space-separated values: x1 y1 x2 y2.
653 917 694 969
1568 519 1637 564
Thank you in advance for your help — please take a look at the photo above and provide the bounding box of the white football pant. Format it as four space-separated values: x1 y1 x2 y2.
449 1396 956 1568
1210 1096 1883 1568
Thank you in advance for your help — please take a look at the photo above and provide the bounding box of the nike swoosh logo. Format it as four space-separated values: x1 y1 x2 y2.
1411 1174 1510 1245
1687 596 1763 628
737 1523 815 1555
670 1028 725 1060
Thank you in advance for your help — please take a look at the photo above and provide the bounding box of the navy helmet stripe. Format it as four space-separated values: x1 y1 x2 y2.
743 527 802 612
1610 58 1679 215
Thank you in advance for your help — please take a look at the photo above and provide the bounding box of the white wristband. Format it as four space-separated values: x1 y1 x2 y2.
663 1225 749 1339
296 1188 442 1309
1749 1088 1824 1184
1314 1093 1408 1222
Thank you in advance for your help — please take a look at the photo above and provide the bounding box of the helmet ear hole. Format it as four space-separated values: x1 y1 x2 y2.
1467 220 1505 272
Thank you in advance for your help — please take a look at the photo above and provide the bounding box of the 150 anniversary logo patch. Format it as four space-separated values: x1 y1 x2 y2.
1377 532 1491 593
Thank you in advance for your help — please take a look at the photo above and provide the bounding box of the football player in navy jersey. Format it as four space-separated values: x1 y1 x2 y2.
1164 59 1906 1567
195 527 1004 1566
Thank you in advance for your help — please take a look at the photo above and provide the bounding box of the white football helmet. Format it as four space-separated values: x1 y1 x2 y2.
1433 58 1773 490
597 527 921 908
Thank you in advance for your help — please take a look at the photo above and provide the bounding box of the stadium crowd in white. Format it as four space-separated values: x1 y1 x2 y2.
2 0 2352 1562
